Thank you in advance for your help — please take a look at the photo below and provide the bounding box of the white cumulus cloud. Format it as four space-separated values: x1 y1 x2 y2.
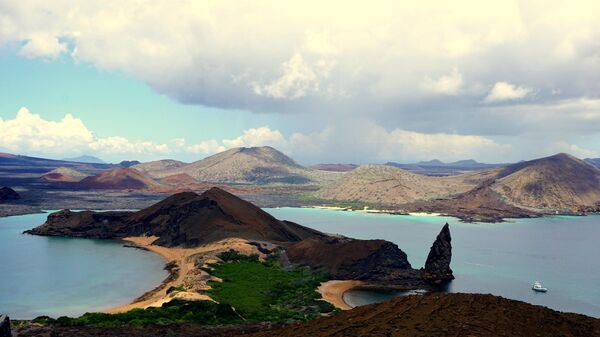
484 82 532 103
422 68 463 95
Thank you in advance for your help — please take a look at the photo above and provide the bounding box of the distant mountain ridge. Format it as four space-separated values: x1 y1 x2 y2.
61 155 106 164
387 158 503 176
309 163 358 172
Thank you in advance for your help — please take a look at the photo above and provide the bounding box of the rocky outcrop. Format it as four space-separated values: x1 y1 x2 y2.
421 223 454 283
0 187 20 203
0 315 10 337
27 188 326 246
285 237 414 282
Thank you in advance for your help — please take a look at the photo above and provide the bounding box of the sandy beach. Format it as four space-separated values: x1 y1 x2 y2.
105 236 263 313
317 280 364 310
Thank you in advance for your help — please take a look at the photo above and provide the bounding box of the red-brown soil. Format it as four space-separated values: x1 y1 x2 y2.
76 168 163 190
245 293 600 337
14 294 600 337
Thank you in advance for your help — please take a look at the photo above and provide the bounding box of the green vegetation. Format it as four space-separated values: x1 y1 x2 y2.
206 251 335 321
298 192 392 211
35 251 335 327
32 300 243 327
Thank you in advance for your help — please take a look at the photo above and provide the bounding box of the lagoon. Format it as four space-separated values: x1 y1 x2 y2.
0 212 167 319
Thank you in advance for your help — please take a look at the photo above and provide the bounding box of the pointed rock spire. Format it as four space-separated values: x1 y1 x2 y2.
422 223 454 284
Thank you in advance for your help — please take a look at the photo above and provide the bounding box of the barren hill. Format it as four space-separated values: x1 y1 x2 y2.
0 187 20 203
493 153 600 211
76 168 163 190
319 164 498 204
320 153 600 216
28 187 326 246
40 167 88 182
133 159 187 178
157 146 314 184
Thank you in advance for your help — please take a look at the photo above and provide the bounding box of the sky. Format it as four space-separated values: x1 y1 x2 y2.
1 1 600 164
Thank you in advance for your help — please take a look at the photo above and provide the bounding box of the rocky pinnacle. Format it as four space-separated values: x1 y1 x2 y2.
422 223 454 284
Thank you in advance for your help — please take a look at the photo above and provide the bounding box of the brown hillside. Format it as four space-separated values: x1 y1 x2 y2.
156 147 313 184
492 153 600 211
132 159 187 178
245 293 600 337
130 187 327 246
40 167 88 182
319 164 499 205
285 237 415 281
28 187 327 247
76 168 163 190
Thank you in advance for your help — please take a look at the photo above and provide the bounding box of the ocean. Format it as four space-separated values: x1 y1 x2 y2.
265 207 600 317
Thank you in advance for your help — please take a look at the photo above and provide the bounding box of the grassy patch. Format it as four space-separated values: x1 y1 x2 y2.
298 192 392 210
35 252 335 327
207 255 335 322
34 300 243 327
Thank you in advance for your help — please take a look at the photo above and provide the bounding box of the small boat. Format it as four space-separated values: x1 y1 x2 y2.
532 281 548 292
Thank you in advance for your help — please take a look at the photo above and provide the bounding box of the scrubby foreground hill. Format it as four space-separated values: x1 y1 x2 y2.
320 153 600 217
16 293 600 337
244 293 600 337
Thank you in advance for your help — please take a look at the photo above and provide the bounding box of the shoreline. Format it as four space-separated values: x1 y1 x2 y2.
105 236 262 314
317 280 364 310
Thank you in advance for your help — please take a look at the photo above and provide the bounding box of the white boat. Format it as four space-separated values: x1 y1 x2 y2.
532 281 548 292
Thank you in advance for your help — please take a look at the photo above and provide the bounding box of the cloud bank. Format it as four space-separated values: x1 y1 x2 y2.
2 2 600 162
1 1 600 135
0 108 516 163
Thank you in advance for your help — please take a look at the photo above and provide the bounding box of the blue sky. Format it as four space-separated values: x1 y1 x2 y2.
1 2 600 164
0 51 276 146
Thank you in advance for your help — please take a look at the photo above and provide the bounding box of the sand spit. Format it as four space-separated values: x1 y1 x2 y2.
317 280 364 310
106 236 263 313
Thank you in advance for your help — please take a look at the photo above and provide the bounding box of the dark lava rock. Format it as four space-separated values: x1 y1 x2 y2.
285 237 413 281
26 187 325 246
0 315 10 337
0 187 20 203
421 223 454 283
119 160 141 168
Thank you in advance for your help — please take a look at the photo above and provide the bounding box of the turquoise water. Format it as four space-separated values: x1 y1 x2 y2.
0 212 167 319
2 209 599 319
265 208 600 317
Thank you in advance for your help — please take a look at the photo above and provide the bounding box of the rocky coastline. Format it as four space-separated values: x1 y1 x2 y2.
25 188 455 306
